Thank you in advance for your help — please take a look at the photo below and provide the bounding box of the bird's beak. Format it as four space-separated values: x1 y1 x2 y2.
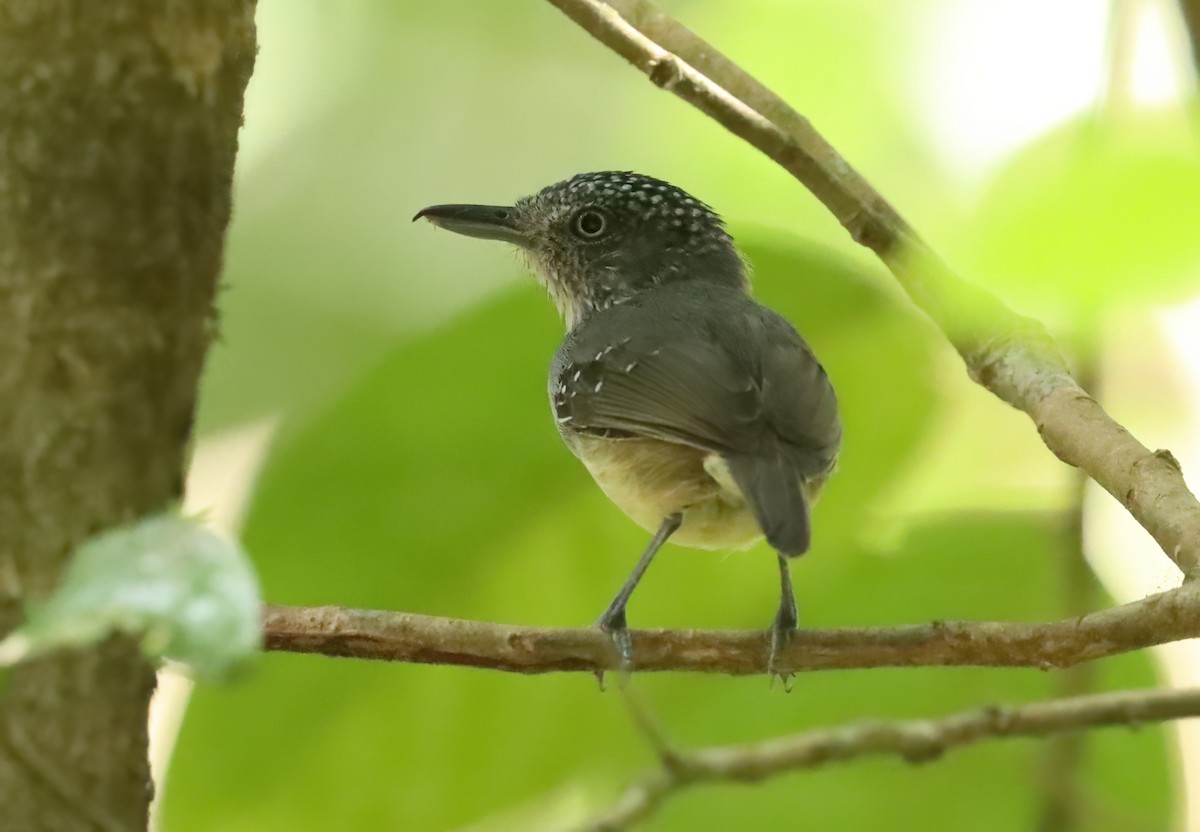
412 204 528 247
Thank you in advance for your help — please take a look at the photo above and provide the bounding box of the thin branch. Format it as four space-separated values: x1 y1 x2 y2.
575 686 1200 831
542 0 1200 578
263 579 1200 674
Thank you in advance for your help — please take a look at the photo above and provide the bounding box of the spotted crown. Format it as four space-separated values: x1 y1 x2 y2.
521 171 730 248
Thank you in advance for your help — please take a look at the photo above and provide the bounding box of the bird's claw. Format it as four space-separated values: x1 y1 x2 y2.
767 617 797 692
608 626 634 668
594 611 634 690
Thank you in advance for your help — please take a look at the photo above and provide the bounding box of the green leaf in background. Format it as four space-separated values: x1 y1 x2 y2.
233 287 573 610
0 514 261 681
960 108 1200 323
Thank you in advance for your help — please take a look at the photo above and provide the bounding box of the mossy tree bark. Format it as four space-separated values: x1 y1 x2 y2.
0 3 256 829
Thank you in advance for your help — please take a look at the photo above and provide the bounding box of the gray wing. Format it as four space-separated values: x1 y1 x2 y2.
550 295 840 471
553 333 762 451
754 323 842 475
550 290 840 555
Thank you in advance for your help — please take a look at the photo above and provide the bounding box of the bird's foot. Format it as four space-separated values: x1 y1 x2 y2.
767 602 798 692
594 608 634 690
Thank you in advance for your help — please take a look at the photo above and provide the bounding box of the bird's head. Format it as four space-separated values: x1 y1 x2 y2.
415 171 746 327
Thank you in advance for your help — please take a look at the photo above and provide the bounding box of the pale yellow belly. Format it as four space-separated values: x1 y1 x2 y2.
571 435 763 550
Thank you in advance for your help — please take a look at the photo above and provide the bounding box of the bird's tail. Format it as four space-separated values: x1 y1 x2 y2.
725 452 810 556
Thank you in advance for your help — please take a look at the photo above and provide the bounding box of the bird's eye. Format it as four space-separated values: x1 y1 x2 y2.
572 209 607 239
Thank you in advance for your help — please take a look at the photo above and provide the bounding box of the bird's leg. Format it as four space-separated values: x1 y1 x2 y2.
768 553 799 688
596 512 683 671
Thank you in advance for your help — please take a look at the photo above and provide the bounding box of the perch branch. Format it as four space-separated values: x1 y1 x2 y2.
576 685 1200 831
541 0 1200 577
263 579 1200 675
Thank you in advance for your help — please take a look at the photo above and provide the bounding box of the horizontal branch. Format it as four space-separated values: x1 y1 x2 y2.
263 580 1200 675
577 685 1200 830
543 0 1200 578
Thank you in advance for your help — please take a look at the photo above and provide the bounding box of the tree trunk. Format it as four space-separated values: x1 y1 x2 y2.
0 3 256 829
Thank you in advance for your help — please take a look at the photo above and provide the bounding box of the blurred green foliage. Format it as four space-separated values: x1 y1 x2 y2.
962 108 1200 324
164 0 1200 828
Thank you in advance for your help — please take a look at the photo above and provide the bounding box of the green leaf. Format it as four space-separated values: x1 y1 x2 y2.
0 514 261 680
960 109 1200 322
235 288 573 610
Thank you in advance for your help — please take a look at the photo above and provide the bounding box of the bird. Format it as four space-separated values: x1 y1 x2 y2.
414 171 841 678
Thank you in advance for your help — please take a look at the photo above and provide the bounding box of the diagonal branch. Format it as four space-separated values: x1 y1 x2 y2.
542 0 1200 578
575 685 1200 831
263 579 1200 675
